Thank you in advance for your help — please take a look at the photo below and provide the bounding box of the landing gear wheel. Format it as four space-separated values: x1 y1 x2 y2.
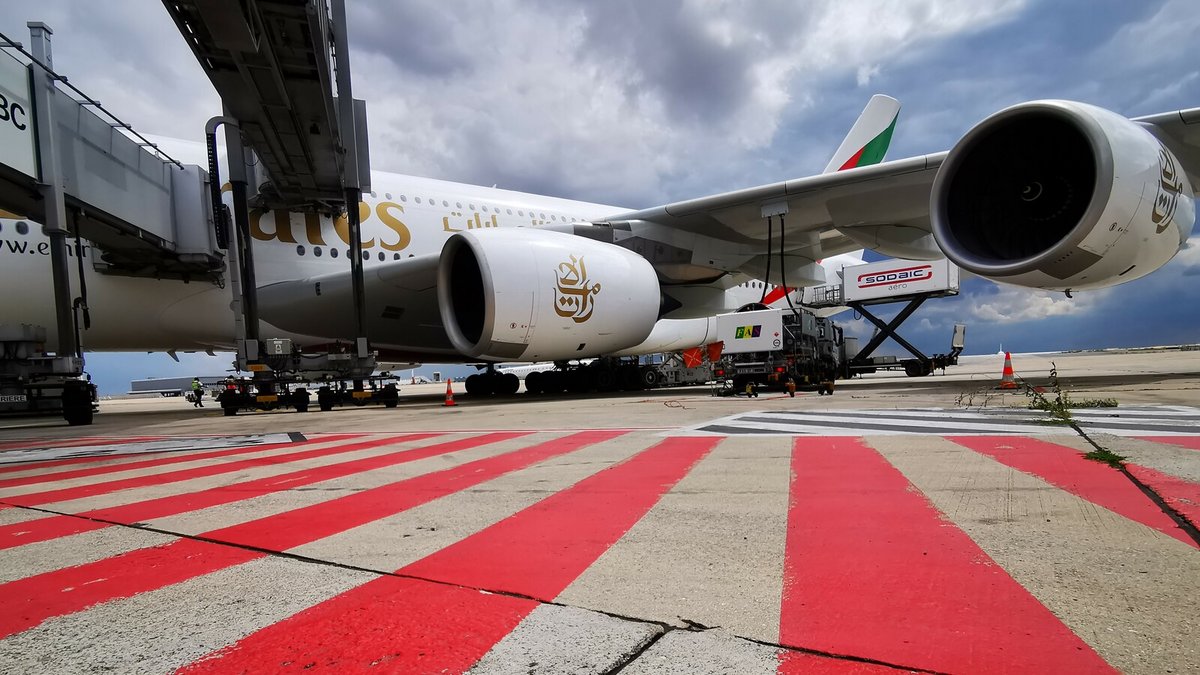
465 374 493 396
542 371 565 394
595 368 616 392
500 373 520 395
618 366 641 391
525 371 543 395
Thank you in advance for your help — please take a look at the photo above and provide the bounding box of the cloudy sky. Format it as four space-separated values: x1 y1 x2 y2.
3 0 1198 394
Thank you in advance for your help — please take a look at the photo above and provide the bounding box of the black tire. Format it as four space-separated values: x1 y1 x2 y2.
542 371 565 394
293 388 310 413
62 383 94 426
223 406 238 416
501 373 520 395
566 369 593 394
465 374 493 396
525 371 543 395
595 368 616 391
618 366 641 391
317 386 334 412
318 399 334 412
63 403 93 426
904 362 931 378
640 367 660 389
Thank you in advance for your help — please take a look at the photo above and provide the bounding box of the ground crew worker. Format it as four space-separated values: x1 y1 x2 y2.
744 381 758 398
191 377 204 407
786 377 796 397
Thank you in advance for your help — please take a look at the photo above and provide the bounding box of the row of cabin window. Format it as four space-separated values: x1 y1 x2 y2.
741 281 779 289
371 192 568 222
297 246 410 261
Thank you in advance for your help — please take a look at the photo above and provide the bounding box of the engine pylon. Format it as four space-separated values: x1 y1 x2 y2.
997 352 1018 390
443 379 457 406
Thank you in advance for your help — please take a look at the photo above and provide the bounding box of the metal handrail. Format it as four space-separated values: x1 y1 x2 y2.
0 29 185 170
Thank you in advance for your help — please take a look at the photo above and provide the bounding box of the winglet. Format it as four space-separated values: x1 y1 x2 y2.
822 94 901 173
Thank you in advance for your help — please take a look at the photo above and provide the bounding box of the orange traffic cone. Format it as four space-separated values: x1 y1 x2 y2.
997 352 1018 390
443 378 457 406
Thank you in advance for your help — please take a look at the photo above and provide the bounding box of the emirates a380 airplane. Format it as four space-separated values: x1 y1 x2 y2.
0 96 1196 367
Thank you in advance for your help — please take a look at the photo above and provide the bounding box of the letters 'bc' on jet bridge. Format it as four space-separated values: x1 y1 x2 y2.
0 25 222 282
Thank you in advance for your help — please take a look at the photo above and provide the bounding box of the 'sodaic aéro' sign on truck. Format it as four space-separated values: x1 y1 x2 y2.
842 258 959 303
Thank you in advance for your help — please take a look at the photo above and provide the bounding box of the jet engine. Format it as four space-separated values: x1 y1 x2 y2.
930 100 1194 291
437 228 661 361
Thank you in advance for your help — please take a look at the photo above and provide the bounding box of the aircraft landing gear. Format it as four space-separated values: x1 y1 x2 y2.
465 365 520 396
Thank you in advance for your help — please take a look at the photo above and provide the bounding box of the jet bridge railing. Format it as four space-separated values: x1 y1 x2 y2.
0 25 224 282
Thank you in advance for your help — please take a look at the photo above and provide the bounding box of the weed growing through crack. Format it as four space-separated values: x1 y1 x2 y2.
1023 363 1075 424
1083 447 1126 467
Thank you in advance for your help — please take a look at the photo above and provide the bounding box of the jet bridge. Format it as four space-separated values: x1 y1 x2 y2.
161 0 381 413
0 27 224 281
0 23 224 425
161 0 371 211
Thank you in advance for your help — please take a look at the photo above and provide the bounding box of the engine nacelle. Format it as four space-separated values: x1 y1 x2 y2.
931 100 1194 291
437 228 661 361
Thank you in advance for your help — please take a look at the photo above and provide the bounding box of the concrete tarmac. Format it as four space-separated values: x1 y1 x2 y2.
0 348 1197 673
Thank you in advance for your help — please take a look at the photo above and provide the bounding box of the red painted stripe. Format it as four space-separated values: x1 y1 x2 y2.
0 433 445 550
1 538 263 639
779 652 904 674
951 436 1196 548
0 430 612 638
778 437 1113 674
0 434 360 489
1139 436 1200 451
1124 463 1200 532
178 435 715 674
762 285 796 306
0 435 386 508
837 147 865 171
402 436 716 596
181 576 536 675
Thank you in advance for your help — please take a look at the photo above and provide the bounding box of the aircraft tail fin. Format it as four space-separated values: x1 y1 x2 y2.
822 94 900 173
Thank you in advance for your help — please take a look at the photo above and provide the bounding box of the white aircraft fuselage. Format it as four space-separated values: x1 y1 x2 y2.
0 169 858 357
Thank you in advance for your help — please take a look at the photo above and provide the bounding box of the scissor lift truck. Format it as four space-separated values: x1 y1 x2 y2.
807 258 966 377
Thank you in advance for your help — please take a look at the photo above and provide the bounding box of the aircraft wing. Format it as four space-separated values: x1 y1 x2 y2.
586 103 1198 290
593 151 946 283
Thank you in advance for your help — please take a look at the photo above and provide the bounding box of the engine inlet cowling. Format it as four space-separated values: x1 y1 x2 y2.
930 100 1193 290
437 228 661 361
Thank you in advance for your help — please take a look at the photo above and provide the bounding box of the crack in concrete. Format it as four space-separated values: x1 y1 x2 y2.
4 501 947 673
1069 422 1200 547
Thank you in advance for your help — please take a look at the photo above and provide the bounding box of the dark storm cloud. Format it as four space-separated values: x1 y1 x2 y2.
350 2 477 77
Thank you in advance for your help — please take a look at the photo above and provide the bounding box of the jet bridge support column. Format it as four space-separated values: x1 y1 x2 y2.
333 0 370 394
208 114 260 367
27 23 76 359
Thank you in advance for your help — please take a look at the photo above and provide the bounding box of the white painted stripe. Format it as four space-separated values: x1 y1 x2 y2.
468 604 661 675
0 556 375 673
0 433 297 465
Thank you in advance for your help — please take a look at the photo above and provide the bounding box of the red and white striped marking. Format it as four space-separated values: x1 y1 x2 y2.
0 430 1196 673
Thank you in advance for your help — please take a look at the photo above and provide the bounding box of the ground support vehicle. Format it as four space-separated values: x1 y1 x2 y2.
0 324 97 425
216 339 399 415
713 308 847 395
